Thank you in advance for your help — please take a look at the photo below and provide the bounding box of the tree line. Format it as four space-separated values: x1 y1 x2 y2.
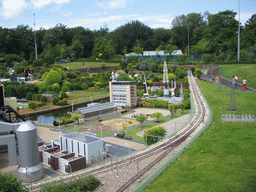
0 10 255 64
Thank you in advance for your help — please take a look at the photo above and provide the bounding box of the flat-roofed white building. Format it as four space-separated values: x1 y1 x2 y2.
109 81 137 108
59 132 104 164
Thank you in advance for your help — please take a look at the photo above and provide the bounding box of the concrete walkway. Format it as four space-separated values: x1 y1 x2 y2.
136 114 190 137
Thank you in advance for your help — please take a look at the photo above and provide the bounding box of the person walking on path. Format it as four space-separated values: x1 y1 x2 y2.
232 76 236 89
82 62 84 67
8 68 15 81
28 68 34 81
242 77 247 90
215 75 219 83
235 75 238 88
24 67 28 81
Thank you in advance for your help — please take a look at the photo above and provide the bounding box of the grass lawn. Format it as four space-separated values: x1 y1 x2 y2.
56 62 119 70
127 110 190 143
143 80 256 192
220 64 256 89
68 90 109 104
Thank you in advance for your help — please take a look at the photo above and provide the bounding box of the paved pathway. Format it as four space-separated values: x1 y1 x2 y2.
136 114 190 137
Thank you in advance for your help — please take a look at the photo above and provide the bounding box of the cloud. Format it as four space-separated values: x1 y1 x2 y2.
96 0 133 9
0 0 27 19
64 13 173 31
32 0 71 9
63 11 73 17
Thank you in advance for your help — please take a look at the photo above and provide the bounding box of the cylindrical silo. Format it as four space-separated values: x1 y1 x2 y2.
16 122 44 182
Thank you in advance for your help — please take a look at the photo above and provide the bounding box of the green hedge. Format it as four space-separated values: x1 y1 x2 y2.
39 175 100 191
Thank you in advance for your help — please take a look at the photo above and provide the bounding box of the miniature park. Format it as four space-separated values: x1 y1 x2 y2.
0 12 256 192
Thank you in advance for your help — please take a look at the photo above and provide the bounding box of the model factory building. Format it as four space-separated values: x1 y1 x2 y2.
59 132 104 164
40 132 105 173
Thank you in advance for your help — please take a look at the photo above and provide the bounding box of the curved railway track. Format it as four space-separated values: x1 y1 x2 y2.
31 71 208 192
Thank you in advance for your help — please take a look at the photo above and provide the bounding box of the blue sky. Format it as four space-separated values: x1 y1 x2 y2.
0 0 255 31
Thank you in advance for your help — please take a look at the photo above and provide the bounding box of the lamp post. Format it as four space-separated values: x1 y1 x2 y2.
33 13 37 60
188 24 190 55
99 126 102 138
238 0 241 61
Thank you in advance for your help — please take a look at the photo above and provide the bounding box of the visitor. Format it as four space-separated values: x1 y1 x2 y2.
215 75 219 83
24 67 28 81
8 68 14 81
242 77 246 91
235 75 238 89
232 76 236 89
111 70 115 81
82 62 84 67
28 68 34 81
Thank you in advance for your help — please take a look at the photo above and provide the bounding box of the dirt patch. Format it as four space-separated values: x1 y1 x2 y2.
76 118 139 132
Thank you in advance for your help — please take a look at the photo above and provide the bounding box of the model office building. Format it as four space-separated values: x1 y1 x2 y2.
109 81 137 108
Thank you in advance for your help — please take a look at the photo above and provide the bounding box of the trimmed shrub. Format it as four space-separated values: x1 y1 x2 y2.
28 101 36 109
36 103 43 108
0 172 24 192
195 68 202 78
40 95 47 102
81 83 89 90
26 92 33 100
61 85 69 92
44 71 62 85
60 92 68 99
35 94 41 101
143 126 166 146
52 96 59 105
61 98 68 105
53 86 60 93
47 85 53 92
73 82 81 90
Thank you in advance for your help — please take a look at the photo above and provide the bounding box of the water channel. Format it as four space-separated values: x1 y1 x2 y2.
28 98 109 124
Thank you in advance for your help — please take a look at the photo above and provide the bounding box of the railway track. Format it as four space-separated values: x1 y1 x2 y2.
31 71 208 192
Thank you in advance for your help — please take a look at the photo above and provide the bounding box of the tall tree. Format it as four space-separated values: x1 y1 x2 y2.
241 14 256 49
204 10 239 53
111 20 154 54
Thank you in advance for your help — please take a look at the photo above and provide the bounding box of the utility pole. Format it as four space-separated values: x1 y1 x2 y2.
33 13 38 60
238 0 240 61
188 24 190 55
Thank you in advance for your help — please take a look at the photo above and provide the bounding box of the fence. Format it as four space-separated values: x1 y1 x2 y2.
132 78 213 192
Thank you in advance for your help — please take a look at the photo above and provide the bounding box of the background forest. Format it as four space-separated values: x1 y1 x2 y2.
0 10 255 67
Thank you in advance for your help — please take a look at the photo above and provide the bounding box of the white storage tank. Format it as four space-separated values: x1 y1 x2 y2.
16 122 44 182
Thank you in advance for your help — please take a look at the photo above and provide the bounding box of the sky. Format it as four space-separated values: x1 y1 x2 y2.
0 0 255 31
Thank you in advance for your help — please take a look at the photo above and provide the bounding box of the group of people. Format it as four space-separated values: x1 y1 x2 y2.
8 67 34 81
24 68 34 81
111 70 119 81
232 75 247 90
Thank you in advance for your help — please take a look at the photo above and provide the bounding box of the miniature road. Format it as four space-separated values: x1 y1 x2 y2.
136 114 190 137
103 137 145 150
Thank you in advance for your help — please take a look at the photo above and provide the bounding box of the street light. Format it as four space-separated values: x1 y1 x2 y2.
238 0 241 61
73 125 77 133
99 126 102 138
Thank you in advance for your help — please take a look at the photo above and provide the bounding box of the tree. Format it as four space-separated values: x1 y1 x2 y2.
241 14 256 49
132 40 144 55
104 40 116 59
0 172 24 192
165 40 178 57
135 114 148 127
71 40 84 58
204 10 239 53
151 112 163 122
168 104 177 115
111 20 154 54
44 71 62 85
170 13 206 51
61 116 70 126
190 39 211 55
71 113 82 124
195 68 202 78
143 126 166 146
